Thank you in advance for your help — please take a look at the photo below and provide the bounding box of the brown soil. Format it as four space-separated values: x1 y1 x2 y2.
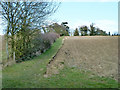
45 36 118 80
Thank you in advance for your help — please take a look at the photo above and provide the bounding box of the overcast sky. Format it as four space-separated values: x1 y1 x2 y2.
0 0 119 35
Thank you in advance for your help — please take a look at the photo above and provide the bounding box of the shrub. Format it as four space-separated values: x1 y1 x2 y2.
16 32 59 62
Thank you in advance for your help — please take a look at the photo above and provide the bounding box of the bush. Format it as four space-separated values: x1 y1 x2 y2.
16 32 59 62
43 32 60 44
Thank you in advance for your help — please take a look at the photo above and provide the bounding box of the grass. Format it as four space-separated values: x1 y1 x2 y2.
46 67 118 88
2 36 119 88
0 35 3 89
2 37 64 88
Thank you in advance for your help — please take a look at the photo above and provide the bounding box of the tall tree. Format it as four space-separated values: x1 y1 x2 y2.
61 22 70 36
74 28 79 36
108 32 111 36
48 23 69 36
96 28 101 35
79 25 89 36
0 1 59 60
90 23 96 36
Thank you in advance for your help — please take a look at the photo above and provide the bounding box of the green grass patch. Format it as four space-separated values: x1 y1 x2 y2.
2 36 119 88
46 67 118 88
2 37 64 88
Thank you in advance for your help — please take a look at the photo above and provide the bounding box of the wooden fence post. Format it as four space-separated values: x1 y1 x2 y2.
13 52 15 62
6 38 9 60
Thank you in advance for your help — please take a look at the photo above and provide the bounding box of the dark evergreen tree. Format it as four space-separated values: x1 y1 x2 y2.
108 32 111 36
90 23 96 36
74 28 79 36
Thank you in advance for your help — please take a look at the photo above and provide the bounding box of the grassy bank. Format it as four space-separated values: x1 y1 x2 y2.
47 67 118 88
2 36 118 88
2 37 63 88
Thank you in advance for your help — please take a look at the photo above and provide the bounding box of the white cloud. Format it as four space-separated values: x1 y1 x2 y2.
1 0 119 2
70 20 91 29
99 0 118 2
95 20 118 34
57 0 119 2
69 19 118 34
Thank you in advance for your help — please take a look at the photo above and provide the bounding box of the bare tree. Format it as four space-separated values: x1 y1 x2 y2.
0 1 60 60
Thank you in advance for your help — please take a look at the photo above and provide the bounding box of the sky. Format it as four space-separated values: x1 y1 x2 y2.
49 1 118 34
0 1 118 35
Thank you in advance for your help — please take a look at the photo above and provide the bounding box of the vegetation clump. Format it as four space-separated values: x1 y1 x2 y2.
73 23 110 36
74 28 79 36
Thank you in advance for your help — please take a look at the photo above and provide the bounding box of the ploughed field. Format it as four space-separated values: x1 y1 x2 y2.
46 36 118 80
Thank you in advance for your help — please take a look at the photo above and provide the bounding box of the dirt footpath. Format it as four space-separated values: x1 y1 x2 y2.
45 36 118 80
